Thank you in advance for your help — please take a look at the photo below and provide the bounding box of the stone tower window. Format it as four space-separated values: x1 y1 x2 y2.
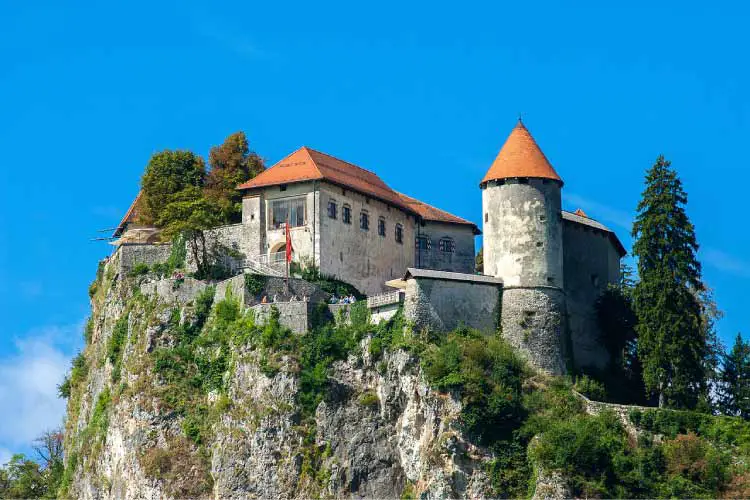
485 213 489 223
342 204 351 224
395 224 403 244
378 217 386 237
360 210 369 231
327 199 337 219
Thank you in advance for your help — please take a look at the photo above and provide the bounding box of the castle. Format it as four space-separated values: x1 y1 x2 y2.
113 121 625 374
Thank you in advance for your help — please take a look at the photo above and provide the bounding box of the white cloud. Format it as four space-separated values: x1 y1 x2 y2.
0 322 83 454
702 248 750 278
563 192 633 231
0 447 12 466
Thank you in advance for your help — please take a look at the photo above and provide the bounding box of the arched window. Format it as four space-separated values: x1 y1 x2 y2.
438 237 455 253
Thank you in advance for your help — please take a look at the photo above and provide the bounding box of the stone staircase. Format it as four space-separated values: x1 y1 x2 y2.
239 252 285 277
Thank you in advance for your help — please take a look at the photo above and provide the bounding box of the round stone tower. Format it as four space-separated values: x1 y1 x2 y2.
481 120 567 374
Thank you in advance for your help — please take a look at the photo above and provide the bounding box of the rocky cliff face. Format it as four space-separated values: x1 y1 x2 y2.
62 252 497 499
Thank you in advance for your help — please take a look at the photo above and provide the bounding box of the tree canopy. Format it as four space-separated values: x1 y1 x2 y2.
140 150 206 224
632 155 706 409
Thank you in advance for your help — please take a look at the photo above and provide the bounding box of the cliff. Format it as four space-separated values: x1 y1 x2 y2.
61 251 496 499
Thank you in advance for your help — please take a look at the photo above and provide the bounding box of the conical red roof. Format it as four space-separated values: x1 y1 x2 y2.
481 121 562 185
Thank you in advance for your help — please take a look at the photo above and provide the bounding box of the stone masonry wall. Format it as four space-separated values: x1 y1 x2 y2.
501 286 566 375
250 302 311 334
404 277 501 334
415 221 476 274
563 221 621 370
116 244 172 275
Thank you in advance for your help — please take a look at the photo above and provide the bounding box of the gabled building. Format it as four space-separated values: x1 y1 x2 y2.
237 146 479 295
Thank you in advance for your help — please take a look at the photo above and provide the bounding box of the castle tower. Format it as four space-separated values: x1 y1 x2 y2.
480 120 567 374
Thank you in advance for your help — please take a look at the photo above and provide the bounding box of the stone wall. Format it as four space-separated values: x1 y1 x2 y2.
415 221 476 274
250 302 311 334
116 243 172 275
403 271 501 334
500 286 566 375
481 178 564 288
318 181 416 295
563 221 621 370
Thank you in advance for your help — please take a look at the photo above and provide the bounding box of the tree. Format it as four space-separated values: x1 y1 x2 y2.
0 429 64 498
475 247 484 273
140 150 206 224
632 155 706 409
205 131 264 222
158 186 224 279
719 333 750 418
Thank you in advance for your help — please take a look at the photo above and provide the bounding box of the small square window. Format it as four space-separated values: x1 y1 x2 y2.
280 184 287 191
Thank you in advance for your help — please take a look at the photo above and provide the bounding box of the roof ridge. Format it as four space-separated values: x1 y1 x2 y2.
303 146 383 179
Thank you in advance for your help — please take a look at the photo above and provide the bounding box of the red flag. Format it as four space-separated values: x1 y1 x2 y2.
285 218 293 263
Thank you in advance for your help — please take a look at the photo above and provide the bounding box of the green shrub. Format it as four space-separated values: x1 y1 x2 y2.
574 375 607 401
128 263 150 277
423 329 527 444
358 391 379 408
244 273 267 298
84 317 94 344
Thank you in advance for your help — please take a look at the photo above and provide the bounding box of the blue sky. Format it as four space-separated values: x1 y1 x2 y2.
1 0 749 458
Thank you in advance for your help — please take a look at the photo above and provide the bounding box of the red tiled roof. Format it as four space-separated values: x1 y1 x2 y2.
237 147 415 213
238 147 476 230
395 192 480 234
481 121 563 185
113 192 143 237
574 208 588 218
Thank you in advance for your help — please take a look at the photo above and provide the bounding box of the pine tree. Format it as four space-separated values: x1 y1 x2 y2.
632 155 706 409
719 333 750 418
205 131 265 223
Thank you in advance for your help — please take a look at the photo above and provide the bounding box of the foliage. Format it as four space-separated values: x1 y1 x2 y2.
300 264 364 299
244 273 268 298
0 428 64 499
358 390 379 407
475 246 483 273
423 328 527 444
632 155 707 409
574 375 607 401
84 317 94 344
140 437 213 497
204 131 265 223
719 333 750 418
58 352 88 399
128 262 150 277
139 149 206 224
107 315 129 382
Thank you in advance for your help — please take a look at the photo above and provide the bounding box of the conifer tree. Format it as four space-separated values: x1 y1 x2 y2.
632 155 706 408
719 333 750 418
205 131 265 222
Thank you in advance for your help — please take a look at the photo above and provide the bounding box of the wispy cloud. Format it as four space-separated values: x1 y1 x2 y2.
702 248 750 278
0 322 83 453
563 192 633 231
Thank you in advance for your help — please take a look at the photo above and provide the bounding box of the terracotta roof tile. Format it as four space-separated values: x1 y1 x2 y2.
113 192 143 237
481 121 563 185
562 210 626 256
574 208 588 218
395 192 480 234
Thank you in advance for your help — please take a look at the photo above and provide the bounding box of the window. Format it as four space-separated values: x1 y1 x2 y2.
438 237 455 253
485 213 489 222
270 197 305 228
327 199 337 219
395 223 403 244
415 236 430 250
378 217 386 237
342 204 351 224
360 210 369 230
280 184 287 191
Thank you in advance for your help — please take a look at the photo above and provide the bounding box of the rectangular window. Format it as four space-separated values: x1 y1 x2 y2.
342 204 351 224
270 197 305 229
415 236 430 250
360 211 369 230
438 238 455 253
327 199 337 219
378 217 386 237
395 224 403 244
